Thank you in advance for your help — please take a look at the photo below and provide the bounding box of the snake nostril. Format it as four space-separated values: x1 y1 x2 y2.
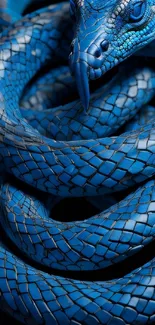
101 40 109 52
94 49 101 58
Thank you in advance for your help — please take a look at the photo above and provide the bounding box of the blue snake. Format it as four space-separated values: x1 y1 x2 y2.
1 1 155 324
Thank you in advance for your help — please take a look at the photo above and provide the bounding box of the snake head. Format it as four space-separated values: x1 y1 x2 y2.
69 0 155 111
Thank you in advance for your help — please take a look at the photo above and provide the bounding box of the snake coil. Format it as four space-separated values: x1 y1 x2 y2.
0 1 155 325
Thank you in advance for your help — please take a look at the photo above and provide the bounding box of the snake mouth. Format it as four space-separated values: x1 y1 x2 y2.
69 45 116 111
71 57 115 111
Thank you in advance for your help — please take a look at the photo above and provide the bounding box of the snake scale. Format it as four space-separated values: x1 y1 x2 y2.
0 0 155 324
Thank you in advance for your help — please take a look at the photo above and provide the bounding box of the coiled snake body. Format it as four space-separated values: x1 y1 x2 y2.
0 1 155 324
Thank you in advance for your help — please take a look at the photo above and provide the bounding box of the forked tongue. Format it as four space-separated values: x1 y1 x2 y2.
74 60 90 112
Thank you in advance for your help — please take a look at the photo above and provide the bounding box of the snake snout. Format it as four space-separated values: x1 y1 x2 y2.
90 40 110 59
69 36 110 111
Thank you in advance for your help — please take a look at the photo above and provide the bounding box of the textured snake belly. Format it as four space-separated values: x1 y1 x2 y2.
0 2 155 325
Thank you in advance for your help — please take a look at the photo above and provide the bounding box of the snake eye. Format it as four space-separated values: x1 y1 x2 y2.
70 0 77 20
129 1 146 22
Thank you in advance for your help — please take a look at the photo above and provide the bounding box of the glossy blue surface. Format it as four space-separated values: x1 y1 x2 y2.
0 0 155 324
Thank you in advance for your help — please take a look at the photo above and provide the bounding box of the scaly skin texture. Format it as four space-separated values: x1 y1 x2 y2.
0 7 153 197
1 1 155 325
1 241 155 325
1 179 155 271
124 105 155 131
21 61 155 140
69 0 155 109
20 66 77 111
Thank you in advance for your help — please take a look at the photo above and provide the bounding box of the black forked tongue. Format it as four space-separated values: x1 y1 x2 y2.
74 61 90 112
